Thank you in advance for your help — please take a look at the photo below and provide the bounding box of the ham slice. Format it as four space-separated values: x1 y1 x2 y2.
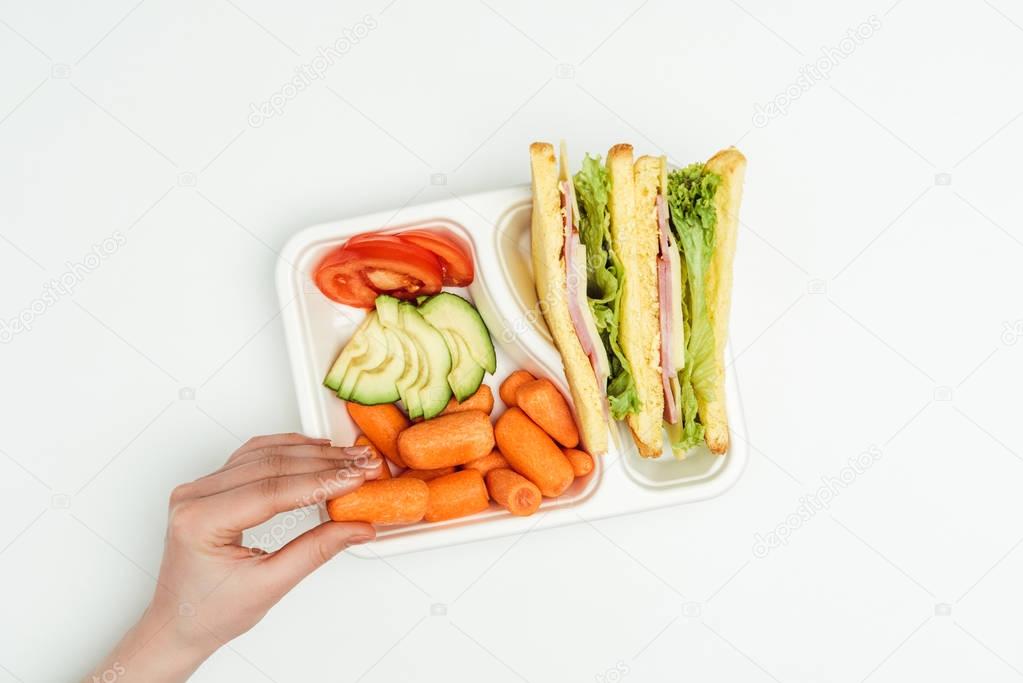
658 257 679 424
561 181 610 392
656 194 681 423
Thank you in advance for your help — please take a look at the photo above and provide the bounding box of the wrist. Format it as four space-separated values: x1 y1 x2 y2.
90 604 219 683
139 602 222 665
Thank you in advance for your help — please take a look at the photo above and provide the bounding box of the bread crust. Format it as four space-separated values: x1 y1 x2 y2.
607 145 663 457
528 142 608 455
700 147 746 455
633 155 670 458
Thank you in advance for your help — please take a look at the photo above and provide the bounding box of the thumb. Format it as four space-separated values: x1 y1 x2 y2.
263 521 375 593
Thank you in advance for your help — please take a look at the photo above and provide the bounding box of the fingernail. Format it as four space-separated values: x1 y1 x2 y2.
347 535 373 545
343 445 371 457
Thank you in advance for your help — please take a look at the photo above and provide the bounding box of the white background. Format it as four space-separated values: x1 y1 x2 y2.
2 0 1022 681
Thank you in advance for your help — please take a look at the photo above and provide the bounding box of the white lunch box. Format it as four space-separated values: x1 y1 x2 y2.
276 186 748 557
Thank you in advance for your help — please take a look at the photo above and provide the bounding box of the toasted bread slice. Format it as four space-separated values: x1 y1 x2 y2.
699 147 746 455
634 154 672 454
529 142 608 456
607 145 663 456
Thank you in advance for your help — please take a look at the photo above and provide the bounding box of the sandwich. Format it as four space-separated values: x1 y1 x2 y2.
634 149 746 456
528 142 612 456
528 141 746 458
605 145 664 456
528 141 660 456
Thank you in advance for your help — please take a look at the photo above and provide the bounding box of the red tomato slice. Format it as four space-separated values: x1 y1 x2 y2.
343 232 399 248
314 237 443 308
397 229 474 286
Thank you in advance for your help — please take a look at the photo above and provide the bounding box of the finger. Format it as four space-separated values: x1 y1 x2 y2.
181 453 382 499
226 433 332 465
262 522 375 594
209 467 368 533
223 444 370 471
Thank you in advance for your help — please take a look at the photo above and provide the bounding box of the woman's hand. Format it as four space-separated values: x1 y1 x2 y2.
85 433 383 682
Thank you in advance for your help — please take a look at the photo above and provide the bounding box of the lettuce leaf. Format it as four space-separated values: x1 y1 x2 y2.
574 154 639 419
573 155 615 304
666 163 720 453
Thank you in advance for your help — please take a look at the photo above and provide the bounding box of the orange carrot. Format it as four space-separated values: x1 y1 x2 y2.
441 384 495 416
515 378 579 448
397 410 494 469
485 468 541 516
347 403 409 468
462 450 509 476
354 435 390 479
499 370 535 407
494 408 574 497
326 478 428 525
399 466 456 482
563 448 594 478
424 470 490 522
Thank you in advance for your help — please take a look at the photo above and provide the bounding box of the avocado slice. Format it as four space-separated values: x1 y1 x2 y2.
442 330 485 401
323 314 374 391
400 303 451 418
401 347 425 419
377 296 426 419
419 293 496 374
336 315 390 399
394 306 428 419
375 294 400 328
389 330 419 411
347 328 404 405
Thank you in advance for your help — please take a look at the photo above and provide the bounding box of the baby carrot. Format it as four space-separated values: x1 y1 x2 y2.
499 370 535 407
515 378 580 448
462 450 509 476
347 403 410 468
563 448 594 478
326 478 428 525
399 466 456 482
494 407 574 498
485 468 541 516
424 470 490 522
354 435 390 479
441 384 495 416
397 410 494 470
